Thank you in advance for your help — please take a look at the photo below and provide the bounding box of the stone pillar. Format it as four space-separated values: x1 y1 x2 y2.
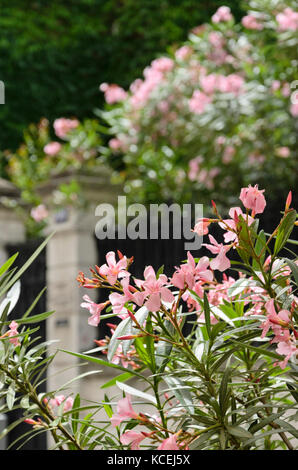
39 170 120 397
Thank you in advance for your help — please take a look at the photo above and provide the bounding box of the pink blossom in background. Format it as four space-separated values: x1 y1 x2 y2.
212 6 233 23
189 90 212 114
276 8 298 31
240 185 266 215
120 430 147 450
175 45 192 61
208 31 225 48
80 295 108 326
111 395 138 427
151 57 174 73
290 102 298 117
109 138 122 151
44 141 62 156
99 83 127 104
222 146 236 164
242 15 263 30
158 434 180 450
271 80 281 92
31 204 49 222
276 147 290 158
282 82 291 97
53 118 79 139
188 156 202 181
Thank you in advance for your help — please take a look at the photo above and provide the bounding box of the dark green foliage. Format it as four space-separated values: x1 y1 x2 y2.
0 0 245 154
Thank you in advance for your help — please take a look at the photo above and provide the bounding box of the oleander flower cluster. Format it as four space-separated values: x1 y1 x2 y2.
100 0 297 206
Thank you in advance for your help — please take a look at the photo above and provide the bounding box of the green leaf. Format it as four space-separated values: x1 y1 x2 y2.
286 383 298 403
164 376 194 414
116 380 157 405
274 210 297 256
107 316 132 362
226 425 252 439
0 234 53 299
284 258 298 287
101 371 134 390
219 360 232 415
71 394 80 435
253 230 267 269
203 292 211 338
6 382 16 410
0 253 18 278
60 349 151 384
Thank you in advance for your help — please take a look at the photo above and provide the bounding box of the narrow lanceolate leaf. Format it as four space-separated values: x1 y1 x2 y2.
101 371 134 389
6 382 16 410
226 425 252 439
116 380 157 405
284 258 298 287
253 230 267 269
203 292 211 339
273 209 297 256
107 316 132 362
219 360 232 415
0 233 53 298
0 253 18 278
164 376 194 414
60 350 151 383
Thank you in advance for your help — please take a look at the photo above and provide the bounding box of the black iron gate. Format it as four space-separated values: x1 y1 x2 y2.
5 239 47 450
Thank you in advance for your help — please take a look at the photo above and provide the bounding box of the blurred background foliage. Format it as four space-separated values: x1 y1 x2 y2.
0 0 245 153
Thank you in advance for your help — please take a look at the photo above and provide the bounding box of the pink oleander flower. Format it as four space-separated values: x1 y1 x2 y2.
53 118 79 139
158 434 180 450
261 299 291 339
202 235 231 272
0 321 21 347
30 204 49 222
275 340 297 369
193 218 212 236
120 430 147 450
135 266 175 312
109 278 146 315
242 15 263 30
98 251 130 285
43 141 62 156
111 395 139 427
171 252 213 291
212 6 233 23
218 207 254 243
189 90 212 114
99 83 128 104
49 395 74 413
80 295 109 326
239 185 266 215
276 8 298 31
